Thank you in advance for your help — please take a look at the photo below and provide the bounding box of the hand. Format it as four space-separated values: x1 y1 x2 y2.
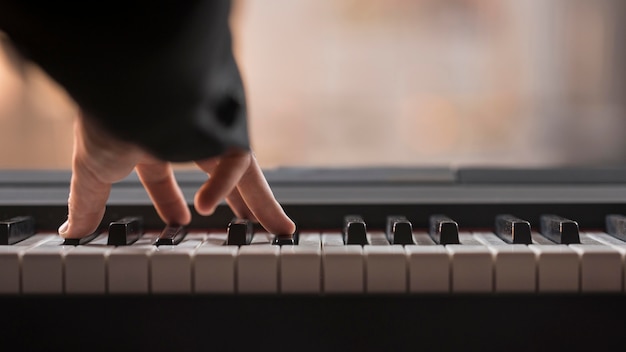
58 111 296 239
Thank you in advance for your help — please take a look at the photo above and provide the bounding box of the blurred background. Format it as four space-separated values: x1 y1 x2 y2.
0 0 625 170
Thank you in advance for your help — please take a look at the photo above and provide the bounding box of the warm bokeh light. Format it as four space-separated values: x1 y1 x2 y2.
0 0 624 169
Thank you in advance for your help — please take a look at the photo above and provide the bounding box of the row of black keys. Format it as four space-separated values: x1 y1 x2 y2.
2 213 626 247
350 213 574 245
0 216 291 247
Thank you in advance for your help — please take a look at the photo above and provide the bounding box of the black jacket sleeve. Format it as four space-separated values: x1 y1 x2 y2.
0 0 248 162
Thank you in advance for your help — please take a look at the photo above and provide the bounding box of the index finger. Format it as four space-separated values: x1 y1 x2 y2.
233 155 296 236
59 157 111 239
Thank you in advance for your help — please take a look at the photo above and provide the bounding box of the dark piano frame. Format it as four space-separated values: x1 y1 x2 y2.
2 167 626 351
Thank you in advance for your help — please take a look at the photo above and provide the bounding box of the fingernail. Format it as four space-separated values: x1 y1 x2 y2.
58 220 69 237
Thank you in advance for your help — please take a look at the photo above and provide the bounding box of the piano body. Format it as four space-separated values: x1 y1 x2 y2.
2 167 626 351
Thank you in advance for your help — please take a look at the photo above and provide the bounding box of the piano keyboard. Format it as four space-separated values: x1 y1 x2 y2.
3 213 626 295
2 168 626 351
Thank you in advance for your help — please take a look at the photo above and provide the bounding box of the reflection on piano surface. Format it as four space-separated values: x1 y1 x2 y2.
2 167 626 350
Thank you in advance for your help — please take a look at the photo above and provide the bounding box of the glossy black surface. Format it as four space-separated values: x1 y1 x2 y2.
155 225 187 246
540 214 581 244
63 231 99 246
0 215 34 245
107 216 143 246
343 215 368 245
495 214 532 244
272 234 296 246
226 218 253 245
385 215 414 245
429 214 460 245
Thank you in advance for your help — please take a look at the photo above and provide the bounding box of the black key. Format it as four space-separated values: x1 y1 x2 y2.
272 236 293 245
226 218 253 245
540 214 580 244
107 216 143 246
63 231 99 246
386 215 414 245
155 225 187 246
0 216 35 245
272 223 299 246
495 214 532 244
429 215 460 245
343 215 368 245
605 214 626 241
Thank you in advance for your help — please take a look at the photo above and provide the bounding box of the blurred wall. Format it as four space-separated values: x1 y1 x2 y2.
0 0 624 169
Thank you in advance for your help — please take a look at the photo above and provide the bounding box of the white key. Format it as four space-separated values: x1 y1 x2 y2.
492 245 536 293
107 232 159 294
531 232 556 245
185 232 208 243
586 232 626 248
281 245 321 293
364 246 406 293
412 231 436 245
297 232 322 248
367 231 390 246
570 244 622 293
322 232 344 247
586 231 626 291
64 235 112 294
0 234 54 294
579 233 602 245
446 245 493 293
250 232 272 245
405 245 449 293
237 244 280 293
203 232 228 246
150 237 202 294
472 232 508 247
529 244 579 292
323 245 363 293
194 233 237 294
21 235 73 294
459 232 482 245
474 232 536 293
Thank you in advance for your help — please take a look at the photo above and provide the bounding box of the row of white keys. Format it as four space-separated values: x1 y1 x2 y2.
23 231 161 295
531 231 622 292
0 233 56 294
474 232 535 293
322 230 448 294
195 231 322 294
477 231 623 293
12 228 625 295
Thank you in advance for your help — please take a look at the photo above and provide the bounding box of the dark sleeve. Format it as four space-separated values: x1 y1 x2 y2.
0 0 248 162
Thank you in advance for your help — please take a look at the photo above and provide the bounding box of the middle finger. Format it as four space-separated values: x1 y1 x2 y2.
194 148 252 216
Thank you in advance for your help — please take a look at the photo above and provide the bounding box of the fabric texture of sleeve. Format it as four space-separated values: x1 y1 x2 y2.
0 0 249 162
